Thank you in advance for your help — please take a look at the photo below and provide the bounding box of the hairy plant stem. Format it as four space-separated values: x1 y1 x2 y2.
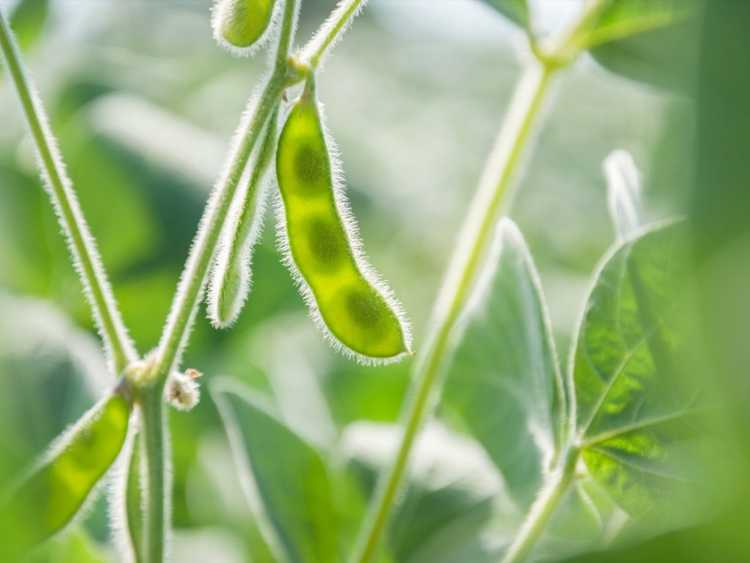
297 0 367 70
502 447 580 563
352 58 557 563
139 388 166 563
0 10 137 374
135 3 300 561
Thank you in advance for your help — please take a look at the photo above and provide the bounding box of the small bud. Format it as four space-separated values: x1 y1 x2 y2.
124 352 158 387
211 0 279 56
165 370 201 412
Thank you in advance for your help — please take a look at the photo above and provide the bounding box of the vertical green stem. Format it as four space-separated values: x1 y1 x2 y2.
140 388 166 563
501 448 579 563
351 61 557 563
0 10 136 374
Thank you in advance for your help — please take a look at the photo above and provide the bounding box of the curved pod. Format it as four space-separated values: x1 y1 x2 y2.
276 81 410 363
1 393 130 553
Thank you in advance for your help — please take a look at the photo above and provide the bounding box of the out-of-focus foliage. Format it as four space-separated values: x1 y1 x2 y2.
212 379 344 563
444 221 564 509
0 0 726 561
8 0 49 52
573 223 706 523
478 0 529 28
585 0 701 90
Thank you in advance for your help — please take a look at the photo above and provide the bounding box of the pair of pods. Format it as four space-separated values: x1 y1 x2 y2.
209 79 410 363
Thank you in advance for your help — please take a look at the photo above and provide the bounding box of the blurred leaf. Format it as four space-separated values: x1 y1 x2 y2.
211 379 341 563
0 393 130 558
478 0 529 28
444 219 566 508
584 0 691 47
60 118 160 274
0 293 110 486
573 222 702 517
9 0 50 52
341 422 508 563
584 0 701 90
27 528 110 563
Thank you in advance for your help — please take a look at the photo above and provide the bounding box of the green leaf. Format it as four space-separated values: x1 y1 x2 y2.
27 528 110 563
9 0 50 52
211 379 340 563
479 0 529 28
444 219 566 509
341 422 508 563
584 0 700 90
0 392 130 556
573 222 702 517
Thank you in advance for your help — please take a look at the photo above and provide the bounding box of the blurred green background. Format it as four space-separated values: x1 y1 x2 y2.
3 0 742 562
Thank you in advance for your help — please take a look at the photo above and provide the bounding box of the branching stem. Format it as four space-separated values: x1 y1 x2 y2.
152 0 300 383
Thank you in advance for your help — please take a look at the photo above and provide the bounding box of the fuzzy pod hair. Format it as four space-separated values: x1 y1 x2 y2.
274 81 412 365
211 0 283 58
207 108 279 329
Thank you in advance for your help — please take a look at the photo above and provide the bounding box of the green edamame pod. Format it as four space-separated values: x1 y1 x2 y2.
110 425 143 562
208 108 279 328
211 0 279 55
276 80 411 364
1 393 130 553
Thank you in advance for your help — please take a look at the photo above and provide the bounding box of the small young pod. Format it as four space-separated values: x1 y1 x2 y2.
275 79 411 364
1 393 130 553
208 110 278 328
211 0 279 55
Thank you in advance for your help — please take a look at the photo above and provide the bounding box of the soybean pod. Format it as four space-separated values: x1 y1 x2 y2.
212 0 280 55
1 392 130 554
208 108 279 328
275 79 411 363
